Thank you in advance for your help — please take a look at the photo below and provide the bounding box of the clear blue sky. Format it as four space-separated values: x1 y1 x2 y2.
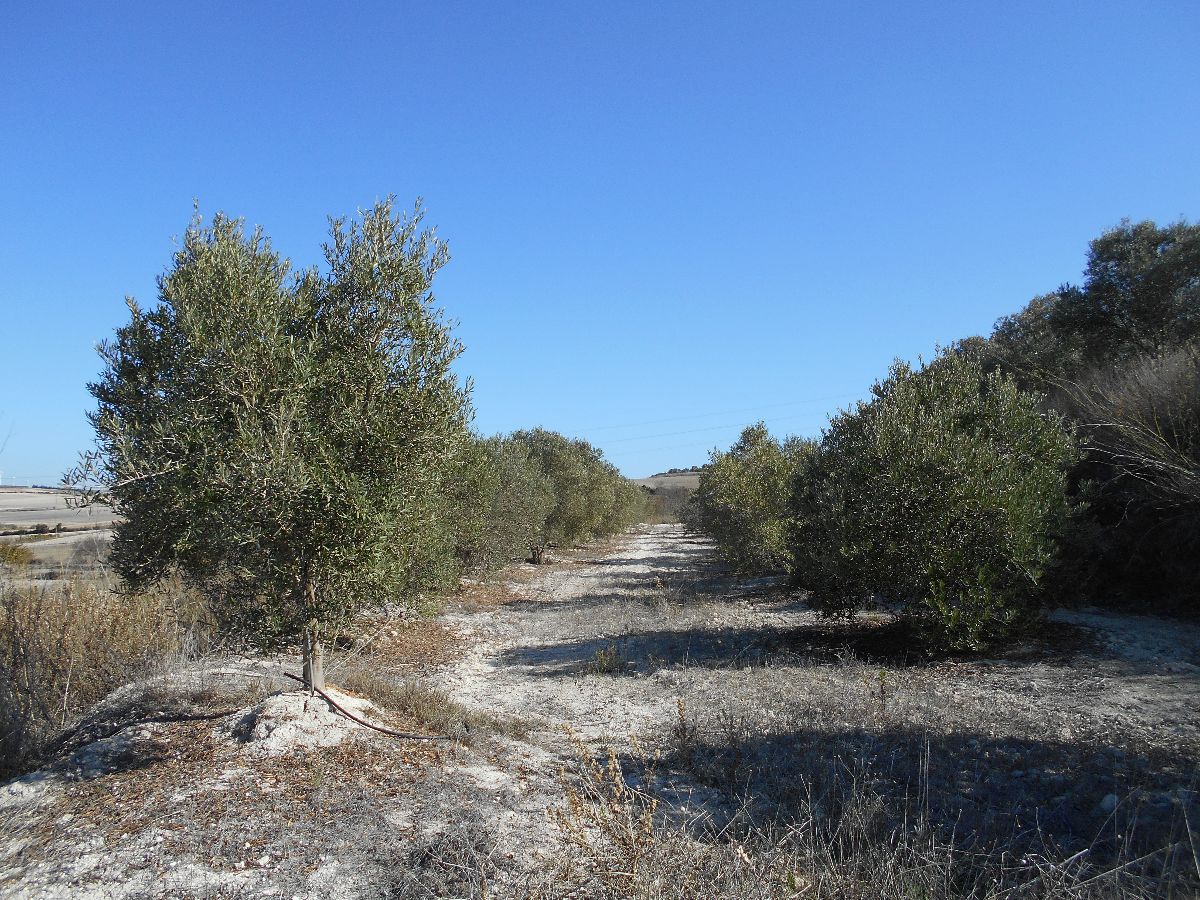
1 1 1197 481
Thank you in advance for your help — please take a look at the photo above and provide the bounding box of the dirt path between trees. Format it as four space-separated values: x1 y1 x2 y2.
441 523 1200 755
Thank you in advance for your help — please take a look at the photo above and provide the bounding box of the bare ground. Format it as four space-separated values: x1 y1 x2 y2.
0 489 118 531
2 525 1198 898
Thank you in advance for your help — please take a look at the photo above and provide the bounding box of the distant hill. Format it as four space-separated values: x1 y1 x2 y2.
634 471 701 491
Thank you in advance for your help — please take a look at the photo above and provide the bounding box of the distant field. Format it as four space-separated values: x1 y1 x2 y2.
634 472 701 490
0 488 119 531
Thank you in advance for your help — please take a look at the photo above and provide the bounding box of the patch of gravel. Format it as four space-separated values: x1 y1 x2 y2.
219 688 380 756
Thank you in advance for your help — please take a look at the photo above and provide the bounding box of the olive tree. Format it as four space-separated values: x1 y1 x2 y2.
690 424 812 575
452 435 556 573
792 352 1080 650
72 199 471 688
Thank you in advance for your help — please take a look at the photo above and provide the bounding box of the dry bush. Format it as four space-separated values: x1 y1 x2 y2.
0 574 209 777
1064 345 1200 507
1051 346 1200 609
590 642 630 675
0 541 34 568
339 670 526 742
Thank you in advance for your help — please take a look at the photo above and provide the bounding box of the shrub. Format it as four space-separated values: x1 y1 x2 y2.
792 353 1080 650
0 541 33 568
1067 344 1200 508
690 424 812 575
1055 344 1200 610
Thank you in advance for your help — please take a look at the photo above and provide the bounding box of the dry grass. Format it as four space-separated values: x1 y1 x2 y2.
0 574 210 778
543 730 1200 899
454 578 525 612
340 671 529 742
0 541 34 568
342 614 465 675
609 651 1200 899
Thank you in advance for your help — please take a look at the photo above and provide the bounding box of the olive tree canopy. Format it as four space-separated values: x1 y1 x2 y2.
73 199 471 681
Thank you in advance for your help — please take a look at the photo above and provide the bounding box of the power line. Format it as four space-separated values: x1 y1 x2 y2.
604 429 821 461
605 441 721 458
574 393 858 433
596 411 824 445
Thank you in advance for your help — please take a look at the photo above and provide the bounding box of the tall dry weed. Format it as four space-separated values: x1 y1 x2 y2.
0 541 34 568
0 574 210 777
550 730 1199 899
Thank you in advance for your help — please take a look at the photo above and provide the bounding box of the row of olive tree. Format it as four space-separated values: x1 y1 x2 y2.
453 430 647 570
691 218 1200 647
691 355 1080 650
72 199 645 686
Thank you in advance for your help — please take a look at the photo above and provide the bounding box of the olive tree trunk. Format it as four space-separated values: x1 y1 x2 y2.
302 627 325 692
300 576 325 693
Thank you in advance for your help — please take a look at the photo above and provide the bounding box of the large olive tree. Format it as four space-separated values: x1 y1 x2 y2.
73 199 471 687
791 352 1080 650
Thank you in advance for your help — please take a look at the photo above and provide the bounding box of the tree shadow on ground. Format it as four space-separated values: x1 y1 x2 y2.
574 548 713 571
501 590 664 615
501 607 1136 675
501 618 942 674
503 570 801 616
644 720 1200 876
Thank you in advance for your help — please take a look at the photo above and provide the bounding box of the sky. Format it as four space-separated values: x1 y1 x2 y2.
1 1 1197 482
